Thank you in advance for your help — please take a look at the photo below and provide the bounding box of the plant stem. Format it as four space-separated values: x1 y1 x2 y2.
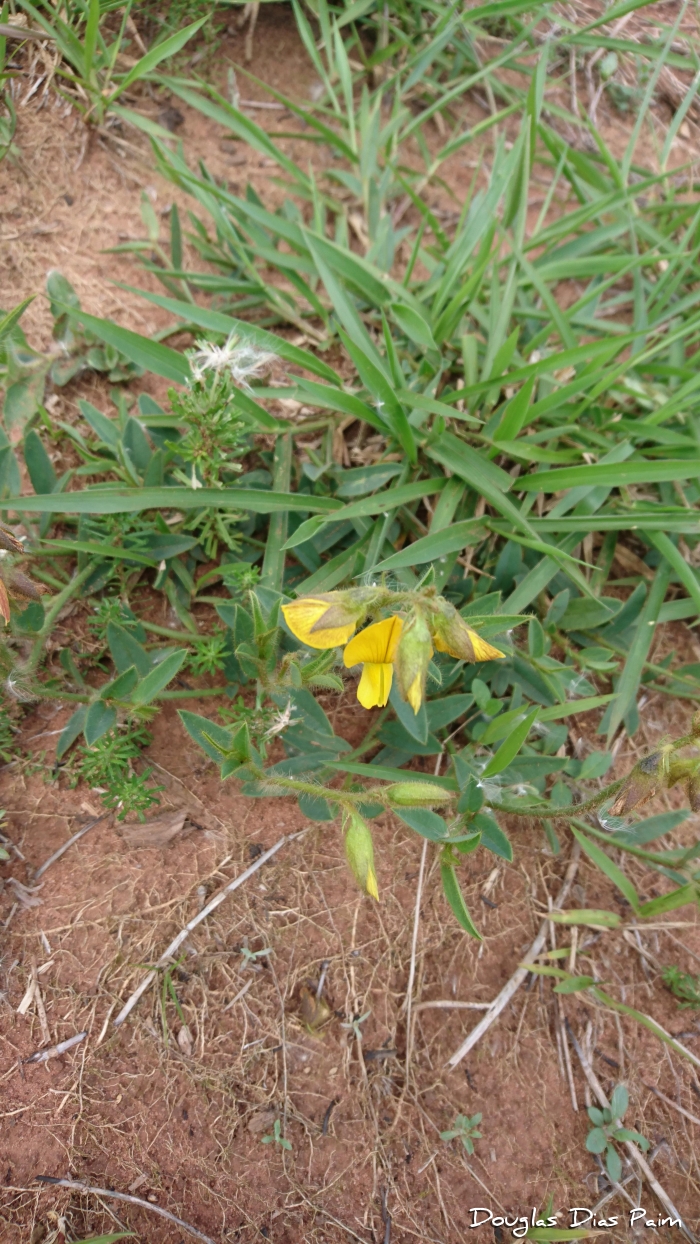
27 562 97 673
487 776 626 820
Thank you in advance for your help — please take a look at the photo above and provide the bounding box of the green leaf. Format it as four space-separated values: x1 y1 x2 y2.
78 398 120 449
84 701 117 746
553 975 597 994
56 706 87 758
107 622 151 677
520 460 700 492
99 666 139 701
178 710 234 762
647 531 700 614
24 429 57 494
130 649 187 705
604 563 672 743
0 297 34 344
395 807 452 841
374 519 485 573
609 1084 629 1119
52 303 189 383
571 824 639 911
585 1127 607 1154
5 487 338 516
389 301 437 352
473 811 512 861
638 883 697 918
109 17 206 100
549 909 621 928
481 708 538 777
389 681 428 744
440 861 481 938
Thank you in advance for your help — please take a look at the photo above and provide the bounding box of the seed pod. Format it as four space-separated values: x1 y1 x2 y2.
386 782 452 807
344 809 379 900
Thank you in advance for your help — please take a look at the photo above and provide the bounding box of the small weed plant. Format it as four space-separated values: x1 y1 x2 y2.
585 1085 650 1184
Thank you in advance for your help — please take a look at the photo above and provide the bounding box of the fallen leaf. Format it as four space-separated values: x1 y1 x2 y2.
120 809 187 849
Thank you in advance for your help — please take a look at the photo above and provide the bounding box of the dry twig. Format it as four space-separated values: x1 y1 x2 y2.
113 831 304 1027
34 813 109 881
34 1176 216 1244
447 843 581 1067
25 1030 86 1064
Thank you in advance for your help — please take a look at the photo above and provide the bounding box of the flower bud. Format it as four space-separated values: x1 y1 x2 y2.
610 751 662 816
394 610 433 714
430 600 505 663
386 782 453 807
344 810 379 900
282 591 367 649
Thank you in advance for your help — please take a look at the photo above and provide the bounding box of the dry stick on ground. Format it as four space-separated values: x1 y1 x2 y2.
644 1081 700 1128
564 1024 696 1244
34 1177 216 1244
33 813 110 881
113 831 305 1027
447 842 582 1068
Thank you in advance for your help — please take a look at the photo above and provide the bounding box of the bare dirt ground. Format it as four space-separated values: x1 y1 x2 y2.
2 6 700 1243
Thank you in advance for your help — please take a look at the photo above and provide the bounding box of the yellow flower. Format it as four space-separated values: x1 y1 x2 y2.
343 615 403 709
281 595 358 649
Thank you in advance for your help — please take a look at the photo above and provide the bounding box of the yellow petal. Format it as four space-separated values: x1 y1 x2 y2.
466 628 505 662
357 662 393 708
365 864 379 901
434 629 505 662
282 599 356 649
343 615 402 667
406 672 423 714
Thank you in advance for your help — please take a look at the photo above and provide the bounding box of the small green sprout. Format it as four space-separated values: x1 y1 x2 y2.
261 1118 292 1151
440 1112 483 1156
585 1085 649 1183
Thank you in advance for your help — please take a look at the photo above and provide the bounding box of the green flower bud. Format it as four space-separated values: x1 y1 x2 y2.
344 810 379 900
394 610 433 714
386 782 453 807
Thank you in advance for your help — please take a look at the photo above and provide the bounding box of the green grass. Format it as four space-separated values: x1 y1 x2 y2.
2 0 700 935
